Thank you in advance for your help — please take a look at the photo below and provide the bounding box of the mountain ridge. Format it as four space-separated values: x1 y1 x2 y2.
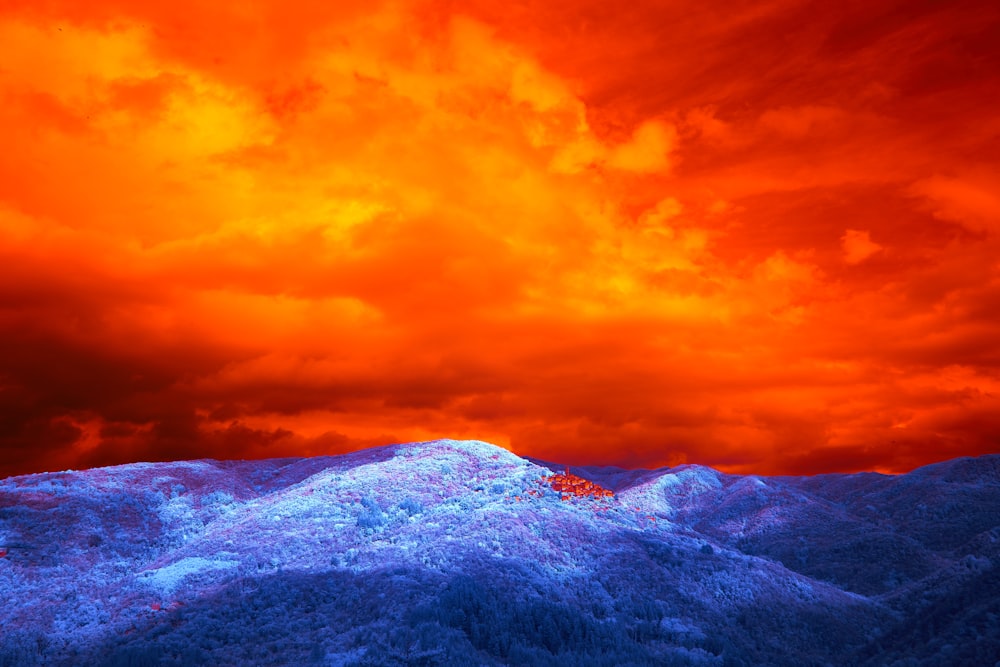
1 440 998 666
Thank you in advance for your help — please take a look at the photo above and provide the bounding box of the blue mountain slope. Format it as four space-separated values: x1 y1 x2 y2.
0 440 997 666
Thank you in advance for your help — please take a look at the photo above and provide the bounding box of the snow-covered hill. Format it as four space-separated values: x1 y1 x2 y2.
1 440 997 666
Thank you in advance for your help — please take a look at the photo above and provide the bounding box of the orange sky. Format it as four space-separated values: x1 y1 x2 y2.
2 0 999 478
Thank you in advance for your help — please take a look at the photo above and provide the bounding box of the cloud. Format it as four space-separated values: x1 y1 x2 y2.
841 229 882 264
758 105 845 138
909 174 1000 233
684 106 734 144
607 120 677 173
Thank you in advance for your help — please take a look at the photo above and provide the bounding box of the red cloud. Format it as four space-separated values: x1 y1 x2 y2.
1 1 999 478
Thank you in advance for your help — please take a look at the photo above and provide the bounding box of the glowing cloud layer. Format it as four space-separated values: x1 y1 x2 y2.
1 0 999 477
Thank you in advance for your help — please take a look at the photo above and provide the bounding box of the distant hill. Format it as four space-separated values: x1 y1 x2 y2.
1 440 997 666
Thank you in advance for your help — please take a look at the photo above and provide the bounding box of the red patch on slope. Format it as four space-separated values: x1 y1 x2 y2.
541 468 615 501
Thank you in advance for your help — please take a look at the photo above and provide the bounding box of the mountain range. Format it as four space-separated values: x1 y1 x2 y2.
1 439 998 665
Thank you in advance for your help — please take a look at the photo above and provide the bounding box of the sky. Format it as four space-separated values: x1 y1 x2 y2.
1 0 999 478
